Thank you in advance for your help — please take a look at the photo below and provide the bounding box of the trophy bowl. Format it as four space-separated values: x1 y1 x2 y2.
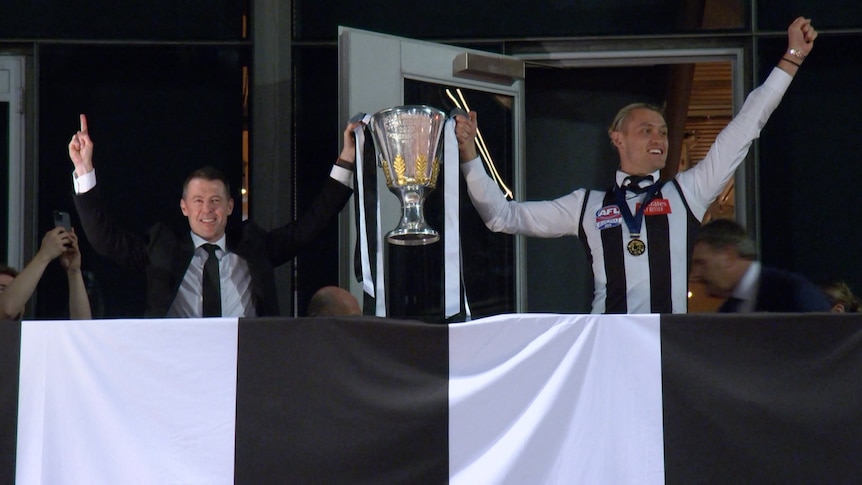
368 105 446 246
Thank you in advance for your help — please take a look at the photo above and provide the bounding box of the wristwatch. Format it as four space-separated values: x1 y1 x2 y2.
787 48 807 59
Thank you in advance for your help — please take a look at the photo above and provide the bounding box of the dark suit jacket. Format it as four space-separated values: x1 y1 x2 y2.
74 177 352 317
718 266 831 313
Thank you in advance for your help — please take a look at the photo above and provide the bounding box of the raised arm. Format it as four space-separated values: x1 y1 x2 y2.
777 16 818 77
454 110 584 237
676 17 818 218
263 119 358 265
69 114 95 177
59 230 93 320
68 114 149 269
338 120 363 166
455 111 479 162
0 228 71 320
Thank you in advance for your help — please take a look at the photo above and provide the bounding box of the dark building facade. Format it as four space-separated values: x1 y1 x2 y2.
2 1 860 318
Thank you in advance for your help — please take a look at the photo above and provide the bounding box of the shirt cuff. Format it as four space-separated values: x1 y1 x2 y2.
330 164 353 189
73 169 97 194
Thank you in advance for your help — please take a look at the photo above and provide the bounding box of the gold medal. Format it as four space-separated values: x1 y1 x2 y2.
627 238 646 256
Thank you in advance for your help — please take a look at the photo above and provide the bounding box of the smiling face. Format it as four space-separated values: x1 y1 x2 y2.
611 107 669 175
180 177 234 242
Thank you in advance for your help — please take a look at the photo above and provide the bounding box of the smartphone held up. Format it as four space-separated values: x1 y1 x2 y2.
53 210 71 231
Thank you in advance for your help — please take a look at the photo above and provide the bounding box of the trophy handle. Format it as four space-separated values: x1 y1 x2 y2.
450 107 469 119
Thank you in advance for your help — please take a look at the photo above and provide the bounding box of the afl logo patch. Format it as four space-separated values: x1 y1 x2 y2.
596 205 622 230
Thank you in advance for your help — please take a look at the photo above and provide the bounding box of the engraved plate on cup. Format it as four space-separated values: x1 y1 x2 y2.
368 105 446 245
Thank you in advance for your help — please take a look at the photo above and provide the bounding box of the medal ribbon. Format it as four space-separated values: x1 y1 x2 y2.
613 181 664 238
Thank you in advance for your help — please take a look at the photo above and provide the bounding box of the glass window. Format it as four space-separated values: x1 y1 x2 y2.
757 1 862 30
292 46 342 316
1 0 245 40
0 56 24 273
36 44 246 318
399 80 517 319
0 102 8 263
757 34 862 291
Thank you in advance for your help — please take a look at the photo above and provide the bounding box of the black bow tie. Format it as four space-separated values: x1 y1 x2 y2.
622 175 654 194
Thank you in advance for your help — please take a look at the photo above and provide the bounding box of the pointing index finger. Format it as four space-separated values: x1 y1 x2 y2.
80 114 88 134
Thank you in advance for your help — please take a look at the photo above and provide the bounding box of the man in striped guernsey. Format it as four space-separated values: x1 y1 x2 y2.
454 17 817 314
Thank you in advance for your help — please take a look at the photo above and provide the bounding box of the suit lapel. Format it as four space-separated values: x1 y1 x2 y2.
174 233 196 288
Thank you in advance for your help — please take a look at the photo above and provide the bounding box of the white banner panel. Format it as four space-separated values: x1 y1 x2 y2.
449 313 664 484
16 318 239 485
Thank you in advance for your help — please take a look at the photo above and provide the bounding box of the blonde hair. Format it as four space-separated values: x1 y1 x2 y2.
822 281 860 313
607 103 665 140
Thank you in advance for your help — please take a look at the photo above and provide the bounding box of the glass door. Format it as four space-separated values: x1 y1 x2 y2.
0 56 25 270
338 28 527 317
339 29 746 316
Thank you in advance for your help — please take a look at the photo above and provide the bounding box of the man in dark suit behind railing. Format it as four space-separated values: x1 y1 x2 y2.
689 218 830 313
68 114 361 318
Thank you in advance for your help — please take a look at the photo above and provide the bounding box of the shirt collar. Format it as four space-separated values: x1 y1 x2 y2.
616 169 661 188
190 232 227 252
732 260 761 303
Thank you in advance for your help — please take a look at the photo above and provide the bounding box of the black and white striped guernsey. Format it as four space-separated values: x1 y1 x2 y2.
461 67 794 313
577 179 699 313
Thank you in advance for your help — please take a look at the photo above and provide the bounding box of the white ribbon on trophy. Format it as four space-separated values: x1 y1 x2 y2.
353 114 386 316
443 117 468 319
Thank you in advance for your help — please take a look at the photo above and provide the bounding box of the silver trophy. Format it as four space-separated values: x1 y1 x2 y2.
368 105 446 245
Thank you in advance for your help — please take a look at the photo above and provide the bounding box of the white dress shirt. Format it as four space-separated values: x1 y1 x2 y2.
166 233 256 318
730 261 761 313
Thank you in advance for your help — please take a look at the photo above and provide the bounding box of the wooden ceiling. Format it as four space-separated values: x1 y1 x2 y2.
680 61 733 170
685 60 735 312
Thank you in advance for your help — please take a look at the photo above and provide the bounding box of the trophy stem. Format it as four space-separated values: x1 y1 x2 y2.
387 185 439 246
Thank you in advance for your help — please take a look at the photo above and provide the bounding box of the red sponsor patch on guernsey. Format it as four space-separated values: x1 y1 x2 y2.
636 198 672 215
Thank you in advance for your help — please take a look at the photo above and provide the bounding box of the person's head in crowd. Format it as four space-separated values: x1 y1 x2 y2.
180 166 234 243
307 286 361 317
822 281 860 313
0 265 21 320
0 265 19 294
689 218 757 299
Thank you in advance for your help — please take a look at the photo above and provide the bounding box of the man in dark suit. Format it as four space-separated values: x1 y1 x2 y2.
689 218 830 313
68 114 361 317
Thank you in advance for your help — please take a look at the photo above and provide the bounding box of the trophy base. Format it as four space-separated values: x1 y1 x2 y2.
386 229 440 246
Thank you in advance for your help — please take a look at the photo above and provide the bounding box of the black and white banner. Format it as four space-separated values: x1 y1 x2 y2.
3 313 862 483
